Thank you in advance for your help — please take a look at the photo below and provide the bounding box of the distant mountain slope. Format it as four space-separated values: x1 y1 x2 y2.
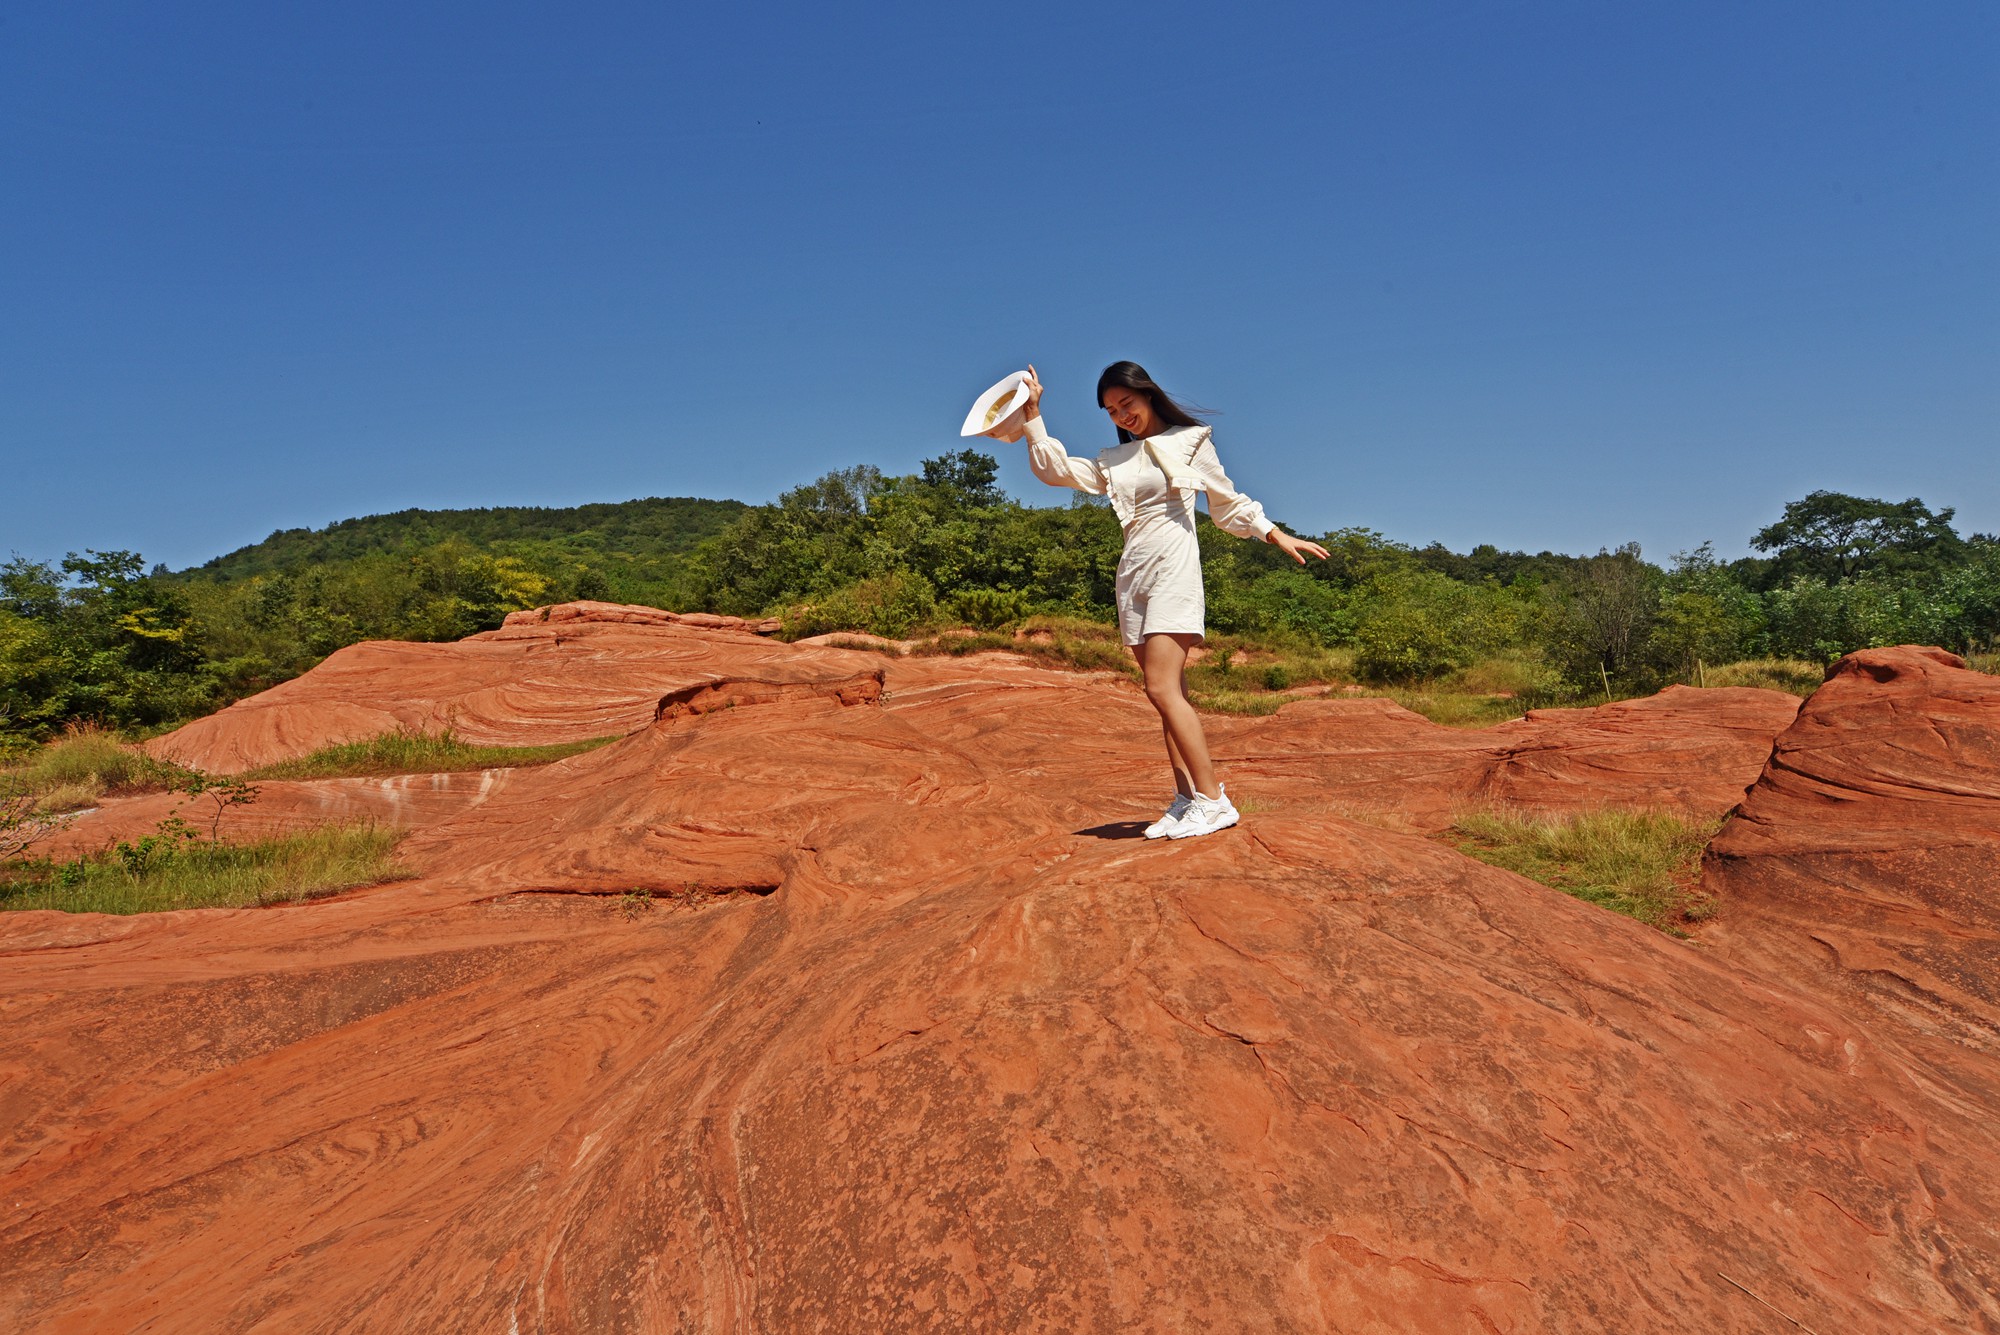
184 496 750 580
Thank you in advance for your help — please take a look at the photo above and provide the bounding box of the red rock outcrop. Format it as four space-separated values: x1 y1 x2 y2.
1703 647 2000 1092
4 630 1996 1332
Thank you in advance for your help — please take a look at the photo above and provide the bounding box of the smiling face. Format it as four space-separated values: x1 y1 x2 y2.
1100 386 1163 438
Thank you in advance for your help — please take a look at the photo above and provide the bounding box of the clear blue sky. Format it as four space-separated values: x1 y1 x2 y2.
2 1 1994 570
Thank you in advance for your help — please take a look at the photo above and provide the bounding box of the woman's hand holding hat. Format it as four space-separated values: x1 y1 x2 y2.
1022 365 1043 421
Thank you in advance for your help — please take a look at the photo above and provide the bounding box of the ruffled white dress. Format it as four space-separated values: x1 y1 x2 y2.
1023 418 1275 646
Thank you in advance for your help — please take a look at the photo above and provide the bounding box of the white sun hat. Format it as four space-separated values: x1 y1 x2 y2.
960 370 1032 443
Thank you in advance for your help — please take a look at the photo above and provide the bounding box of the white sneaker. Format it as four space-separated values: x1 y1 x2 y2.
1144 793 1193 839
1167 790 1240 839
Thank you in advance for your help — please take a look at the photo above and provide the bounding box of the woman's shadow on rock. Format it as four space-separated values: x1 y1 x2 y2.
1075 820 1150 840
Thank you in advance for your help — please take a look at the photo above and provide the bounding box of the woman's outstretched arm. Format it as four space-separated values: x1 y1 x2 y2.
1191 434 1331 564
1188 433 1275 540
1019 366 1106 495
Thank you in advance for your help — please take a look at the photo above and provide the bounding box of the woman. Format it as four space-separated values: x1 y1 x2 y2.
1019 362 1329 839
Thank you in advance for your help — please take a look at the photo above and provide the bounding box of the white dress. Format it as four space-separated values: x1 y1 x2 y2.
1022 418 1276 645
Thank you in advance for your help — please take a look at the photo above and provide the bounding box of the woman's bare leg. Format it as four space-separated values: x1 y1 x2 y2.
1135 633 1219 798
1132 643 1196 796
1161 717 1194 797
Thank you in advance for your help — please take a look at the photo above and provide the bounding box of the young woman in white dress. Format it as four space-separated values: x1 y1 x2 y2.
1018 362 1330 839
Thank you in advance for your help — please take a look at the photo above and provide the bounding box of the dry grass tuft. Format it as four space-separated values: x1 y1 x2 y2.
818 636 906 656
908 618 1140 679
1379 690 1526 728
1 725 192 809
1699 658 1827 697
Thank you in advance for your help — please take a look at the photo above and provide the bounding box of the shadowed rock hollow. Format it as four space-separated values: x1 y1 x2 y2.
3 609 1995 1332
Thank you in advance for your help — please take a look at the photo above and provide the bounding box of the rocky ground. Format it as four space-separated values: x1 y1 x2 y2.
1 605 1994 1333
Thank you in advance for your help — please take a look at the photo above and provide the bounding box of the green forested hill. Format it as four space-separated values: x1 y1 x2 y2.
187 496 749 581
3 451 1995 745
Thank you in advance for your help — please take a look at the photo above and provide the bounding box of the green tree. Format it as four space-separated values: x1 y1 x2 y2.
1648 544 1763 678
1353 569 1514 682
1751 491 1964 583
0 551 212 738
919 450 1004 508
1542 544 1661 688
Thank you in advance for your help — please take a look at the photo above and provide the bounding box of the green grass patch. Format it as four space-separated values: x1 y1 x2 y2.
1444 807 1720 932
1 823 412 914
243 728 620 780
1966 650 1998 676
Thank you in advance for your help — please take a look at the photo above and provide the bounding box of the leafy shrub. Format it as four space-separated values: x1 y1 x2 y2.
1354 570 1493 682
1541 545 1661 688
1444 653 1564 700
950 587 1032 630
783 571 938 639
1761 575 1926 662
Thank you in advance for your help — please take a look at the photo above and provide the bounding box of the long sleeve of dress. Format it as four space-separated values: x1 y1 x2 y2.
1189 434 1276 540
1023 416 1106 495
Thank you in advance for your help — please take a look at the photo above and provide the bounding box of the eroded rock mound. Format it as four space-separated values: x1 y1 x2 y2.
146 602 833 774
5 631 1996 1333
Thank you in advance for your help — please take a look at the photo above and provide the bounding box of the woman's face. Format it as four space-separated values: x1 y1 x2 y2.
1101 387 1161 438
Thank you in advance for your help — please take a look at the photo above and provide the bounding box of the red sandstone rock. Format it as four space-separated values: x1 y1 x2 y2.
3 634 1995 1332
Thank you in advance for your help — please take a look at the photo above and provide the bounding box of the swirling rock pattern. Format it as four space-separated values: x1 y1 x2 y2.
3 629 1996 1332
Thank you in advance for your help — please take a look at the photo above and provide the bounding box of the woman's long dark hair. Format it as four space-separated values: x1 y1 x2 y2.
1095 361 1211 443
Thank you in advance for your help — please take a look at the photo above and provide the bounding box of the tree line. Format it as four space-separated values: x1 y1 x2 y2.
3 453 1995 745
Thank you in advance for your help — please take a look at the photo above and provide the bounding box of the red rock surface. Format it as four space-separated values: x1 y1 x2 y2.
4 627 1996 1332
